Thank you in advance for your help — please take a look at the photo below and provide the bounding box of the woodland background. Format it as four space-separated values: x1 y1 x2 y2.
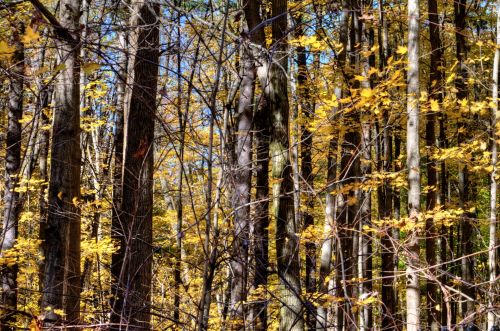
0 0 499 329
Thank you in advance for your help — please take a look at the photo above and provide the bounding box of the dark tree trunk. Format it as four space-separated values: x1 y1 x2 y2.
337 129 360 331
380 114 396 331
253 94 270 331
337 1 361 328
376 1 397 329
454 0 476 321
295 10 316 329
109 0 160 328
426 0 444 328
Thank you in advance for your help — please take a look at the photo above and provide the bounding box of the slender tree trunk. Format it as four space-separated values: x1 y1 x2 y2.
245 10 268 328
317 135 337 331
40 0 82 325
333 2 358 330
37 82 52 293
380 114 396 331
110 27 127 328
359 20 373 330
1 29 24 330
454 0 476 321
33 31 52 294
488 3 500 328
253 94 270 331
377 6 400 329
393 128 402 331
426 0 443 328
295 11 316 329
109 0 160 327
359 121 371 331
438 106 449 327
338 122 361 331
406 0 421 329
173 1 185 323
229 18 255 328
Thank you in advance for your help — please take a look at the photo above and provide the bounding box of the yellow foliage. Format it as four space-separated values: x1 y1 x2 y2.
22 26 40 44
0 41 15 60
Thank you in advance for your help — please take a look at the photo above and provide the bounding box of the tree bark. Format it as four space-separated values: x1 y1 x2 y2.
294 10 316 329
109 0 160 328
257 0 304 328
488 2 500 328
110 26 128 328
426 0 443 328
1 29 24 330
380 114 396 331
454 0 476 321
40 0 82 325
406 0 421 328
229 16 255 328
253 94 270 331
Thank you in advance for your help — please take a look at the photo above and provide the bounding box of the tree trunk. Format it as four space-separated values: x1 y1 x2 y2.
393 128 402 331
109 0 160 327
110 26 127 328
1 29 24 330
317 135 337 331
258 0 304 328
359 20 373 330
40 0 82 325
243 0 284 329
380 113 396 331
295 11 316 329
488 2 500 328
173 1 185 323
229 18 255 328
253 94 270 331
454 0 476 321
37 82 52 293
406 0 421 328
426 0 443 328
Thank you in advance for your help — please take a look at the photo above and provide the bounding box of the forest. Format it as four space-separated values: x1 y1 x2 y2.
0 0 499 329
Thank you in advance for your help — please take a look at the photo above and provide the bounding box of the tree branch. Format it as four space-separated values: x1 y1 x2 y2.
28 0 77 44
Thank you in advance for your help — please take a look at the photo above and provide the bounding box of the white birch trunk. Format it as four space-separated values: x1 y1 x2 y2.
406 0 421 329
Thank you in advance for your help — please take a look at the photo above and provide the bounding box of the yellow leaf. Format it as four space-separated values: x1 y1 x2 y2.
430 99 439 112
0 41 15 60
358 296 378 305
22 26 40 44
360 89 373 98
57 191 63 200
396 46 407 55
53 309 65 316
